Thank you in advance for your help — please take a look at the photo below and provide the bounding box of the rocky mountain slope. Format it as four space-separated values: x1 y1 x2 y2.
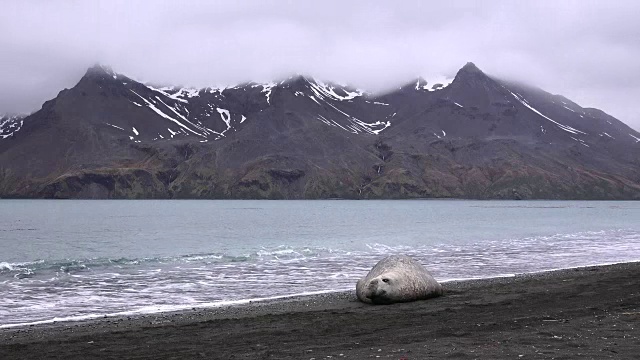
1 62 639 199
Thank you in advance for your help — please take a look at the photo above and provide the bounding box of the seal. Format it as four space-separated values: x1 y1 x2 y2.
356 255 443 305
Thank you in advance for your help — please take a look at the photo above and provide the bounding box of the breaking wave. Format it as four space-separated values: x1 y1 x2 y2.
2 229 640 328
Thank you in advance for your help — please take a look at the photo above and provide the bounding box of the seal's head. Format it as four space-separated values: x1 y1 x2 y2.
363 273 402 305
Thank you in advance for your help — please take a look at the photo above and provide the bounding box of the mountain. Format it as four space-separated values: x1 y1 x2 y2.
1 63 639 199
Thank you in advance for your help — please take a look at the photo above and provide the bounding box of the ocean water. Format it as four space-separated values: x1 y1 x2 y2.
1 200 639 328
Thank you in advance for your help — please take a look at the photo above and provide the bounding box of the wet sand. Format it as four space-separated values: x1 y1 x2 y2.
1 262 639 359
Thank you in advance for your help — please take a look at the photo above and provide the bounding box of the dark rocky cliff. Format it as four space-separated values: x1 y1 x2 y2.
1 63 639 199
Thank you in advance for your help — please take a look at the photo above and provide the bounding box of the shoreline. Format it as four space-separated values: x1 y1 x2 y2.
3 259 638 330
2 262 640 359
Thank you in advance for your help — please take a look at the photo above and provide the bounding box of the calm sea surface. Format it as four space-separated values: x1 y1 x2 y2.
1 200 639 327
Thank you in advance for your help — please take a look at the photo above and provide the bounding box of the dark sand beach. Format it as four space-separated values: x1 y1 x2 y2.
1 262 639 359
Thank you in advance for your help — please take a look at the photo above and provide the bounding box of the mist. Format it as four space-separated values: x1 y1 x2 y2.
1 0 639 130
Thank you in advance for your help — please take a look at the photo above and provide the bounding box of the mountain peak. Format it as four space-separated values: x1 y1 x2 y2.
279 73 315 85
3 59 640 200
460 62 482 73
69 64 131 97
84 64 119 80
450 61 490 86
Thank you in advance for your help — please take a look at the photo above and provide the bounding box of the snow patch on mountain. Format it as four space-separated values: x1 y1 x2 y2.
173 88 200 99
570 137 589 147
415 76 454 92
130 90 204 137
432 131 447 139
355 120 391 135
207 86 226 96
261 83 277 104
216 108 231 136
167 128 179 138
308 80 363 101
153 96 208 136
0 114 25 139
106 123 125 131
146 85 188 104
318 98 390 135
509 91 587 135
309 96 321 105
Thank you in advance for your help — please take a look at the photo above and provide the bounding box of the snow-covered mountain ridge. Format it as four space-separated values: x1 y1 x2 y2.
1 62 639 200
9 62 634 149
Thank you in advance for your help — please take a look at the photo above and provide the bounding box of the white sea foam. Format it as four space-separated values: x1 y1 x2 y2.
0 289 348 329
2 201 639 329
6 255 639 330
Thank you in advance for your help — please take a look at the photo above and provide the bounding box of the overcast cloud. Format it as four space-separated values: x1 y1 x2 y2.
1 0 639 130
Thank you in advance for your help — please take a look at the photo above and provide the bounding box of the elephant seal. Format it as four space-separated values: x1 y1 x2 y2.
356 255 443 305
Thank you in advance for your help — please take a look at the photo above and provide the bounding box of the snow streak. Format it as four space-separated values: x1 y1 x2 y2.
509 91 587 135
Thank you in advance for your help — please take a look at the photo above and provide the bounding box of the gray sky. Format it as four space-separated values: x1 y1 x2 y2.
2 0 640 130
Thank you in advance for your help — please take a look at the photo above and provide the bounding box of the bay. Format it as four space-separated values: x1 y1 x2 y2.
1 200 639 327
